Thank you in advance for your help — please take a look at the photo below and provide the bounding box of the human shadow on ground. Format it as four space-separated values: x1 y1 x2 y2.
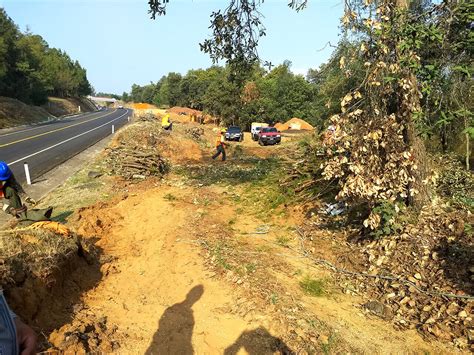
145 284 204 355
224 326 294 355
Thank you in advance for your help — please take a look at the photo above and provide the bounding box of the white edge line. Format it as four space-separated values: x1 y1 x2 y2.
0 109 114 138
8 110 129 166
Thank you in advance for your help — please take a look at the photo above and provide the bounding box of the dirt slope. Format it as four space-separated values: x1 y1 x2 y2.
0 96 96 129
42 97 96 117
0 96 53 128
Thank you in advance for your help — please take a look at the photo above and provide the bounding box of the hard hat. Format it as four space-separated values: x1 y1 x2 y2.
221 128 227 133
0 161 12 181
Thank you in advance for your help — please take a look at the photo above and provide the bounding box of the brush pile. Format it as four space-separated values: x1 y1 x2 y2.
105 121 169 179
300 204 473 350
105 146 168 180
185 127 205 141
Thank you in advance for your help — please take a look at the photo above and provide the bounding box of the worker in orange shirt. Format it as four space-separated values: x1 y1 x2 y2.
212 129 228 161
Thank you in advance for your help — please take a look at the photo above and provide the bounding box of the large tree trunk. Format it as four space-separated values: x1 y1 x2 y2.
396 0 431 209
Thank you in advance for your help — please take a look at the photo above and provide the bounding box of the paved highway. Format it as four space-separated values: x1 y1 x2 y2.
0 108 132 183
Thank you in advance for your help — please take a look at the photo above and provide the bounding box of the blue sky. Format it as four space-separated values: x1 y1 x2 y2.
1 0 343 94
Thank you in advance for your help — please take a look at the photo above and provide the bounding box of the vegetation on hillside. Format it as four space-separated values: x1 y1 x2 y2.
0 8 92 105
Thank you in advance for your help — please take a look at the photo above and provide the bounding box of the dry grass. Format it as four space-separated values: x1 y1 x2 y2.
0 228 79 287
0 96 53 128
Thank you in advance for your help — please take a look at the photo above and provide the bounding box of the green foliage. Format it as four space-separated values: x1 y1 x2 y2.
275 235 291 247
128 61 323 129
299 276 326 297
163 193 177 201
436 156 474 210
0 8 91 104
269 293 279 304
369 201 403 239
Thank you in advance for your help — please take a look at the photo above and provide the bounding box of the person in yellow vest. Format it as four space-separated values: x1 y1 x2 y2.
162 114 172 131
212 128 228 161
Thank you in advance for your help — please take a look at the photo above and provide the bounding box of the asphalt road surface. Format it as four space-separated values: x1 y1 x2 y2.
0 108 132 183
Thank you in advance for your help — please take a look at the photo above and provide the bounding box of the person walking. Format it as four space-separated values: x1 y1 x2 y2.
212 129 227 161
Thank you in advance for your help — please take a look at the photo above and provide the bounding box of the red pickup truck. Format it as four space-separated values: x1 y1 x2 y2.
258 127 281 146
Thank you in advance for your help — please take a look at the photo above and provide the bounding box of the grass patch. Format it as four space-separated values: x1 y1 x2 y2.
210 242 232 270
270 293 279 304
276 235 291 247
255 245 272 253
163 193 178 201
321 334 338 355
245 263 256 273
299 276 326 297
177 156 280 187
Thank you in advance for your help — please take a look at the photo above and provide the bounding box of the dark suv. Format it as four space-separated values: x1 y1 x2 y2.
225 126 244 141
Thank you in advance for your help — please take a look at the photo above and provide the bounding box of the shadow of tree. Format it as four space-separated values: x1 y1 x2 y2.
434 237 474 296
145 285 204 355
224 326 294 355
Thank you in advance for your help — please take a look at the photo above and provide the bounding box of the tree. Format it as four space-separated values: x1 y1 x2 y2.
0 8 92 103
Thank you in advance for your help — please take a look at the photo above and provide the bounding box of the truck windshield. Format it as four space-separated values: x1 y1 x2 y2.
227 127 241 132
262 128 277 133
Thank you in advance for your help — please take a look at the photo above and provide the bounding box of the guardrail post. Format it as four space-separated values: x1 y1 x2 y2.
127 116 130 123
78 105 81 113
24 162 32 185
112 125 115 134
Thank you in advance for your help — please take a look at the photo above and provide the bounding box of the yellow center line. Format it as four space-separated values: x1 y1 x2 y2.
0 109 118 148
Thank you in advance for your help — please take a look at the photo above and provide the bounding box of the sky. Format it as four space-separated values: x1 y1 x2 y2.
1 0 344 94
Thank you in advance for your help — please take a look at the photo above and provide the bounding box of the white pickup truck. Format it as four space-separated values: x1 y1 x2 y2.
251 122 269 141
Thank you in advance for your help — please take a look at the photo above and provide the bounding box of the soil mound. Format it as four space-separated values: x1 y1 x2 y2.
132 103 156 110
0 223 103 346
277 117 314 131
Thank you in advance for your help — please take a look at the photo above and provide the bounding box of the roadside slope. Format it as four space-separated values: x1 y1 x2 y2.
0 96 96 129
0 96 53 128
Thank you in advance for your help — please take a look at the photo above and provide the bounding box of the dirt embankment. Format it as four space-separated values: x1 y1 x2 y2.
42 97 96 117
0 96 53 129
0 96 96 129
1 116 470 354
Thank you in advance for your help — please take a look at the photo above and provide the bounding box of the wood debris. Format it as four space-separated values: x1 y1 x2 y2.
105 146 168 180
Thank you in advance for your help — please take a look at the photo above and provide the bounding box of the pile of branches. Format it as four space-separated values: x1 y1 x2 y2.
105 144 168 180
137 113 157 122
281 138 339 201
185 127 205 141
300 205 473 349
351 207 473 349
